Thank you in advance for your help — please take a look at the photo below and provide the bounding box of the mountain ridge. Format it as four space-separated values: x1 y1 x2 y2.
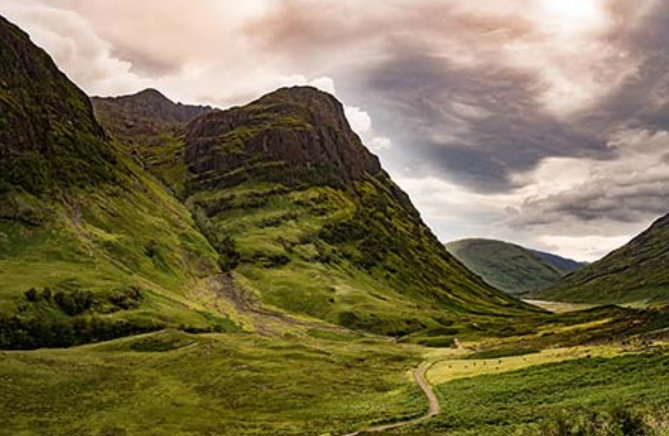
536 213 669 304
446 238 586 295
178 86 538 335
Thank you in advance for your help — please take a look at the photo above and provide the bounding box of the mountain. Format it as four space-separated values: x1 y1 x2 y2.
92 88 213 145
0 15 232 349
537 213 669 304
177 86 537 335
0 11 537 353
446 239 586 294
92 90 214 196
530 249 588 273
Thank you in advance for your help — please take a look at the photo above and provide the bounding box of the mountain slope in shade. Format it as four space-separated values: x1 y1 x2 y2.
446 239 586 295
182 87 537 335
92 89 213 143
0 15 114 195
537 213 669 304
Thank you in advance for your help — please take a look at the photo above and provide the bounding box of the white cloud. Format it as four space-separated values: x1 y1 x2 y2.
345 106 372 134
370 136 392 151
537 235 632 262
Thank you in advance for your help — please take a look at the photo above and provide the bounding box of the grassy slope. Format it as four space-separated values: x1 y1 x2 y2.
446 239 583 295
184 89 537 337
0 14 241 347
539 214 669 305
92 90 211 198
0 148 241 340
391 350 669 435
0 330 424 436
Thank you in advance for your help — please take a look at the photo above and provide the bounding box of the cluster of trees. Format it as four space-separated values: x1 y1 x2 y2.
319 208 406 271
0 314 161 350
0 286 153 350
22 286 143 315
215 235 241 272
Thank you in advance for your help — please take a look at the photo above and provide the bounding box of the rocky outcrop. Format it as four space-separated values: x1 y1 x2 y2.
185 86 382 187
92 89 213 145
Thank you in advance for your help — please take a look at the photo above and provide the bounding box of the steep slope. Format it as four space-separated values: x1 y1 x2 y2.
538 213 669 304
183 87 537 335
446 239 586 294
92 90 214 196
0 17 113 194
0 15 236 349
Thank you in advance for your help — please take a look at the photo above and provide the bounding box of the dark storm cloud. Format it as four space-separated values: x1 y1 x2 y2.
512 166 669 228
358 53 607 192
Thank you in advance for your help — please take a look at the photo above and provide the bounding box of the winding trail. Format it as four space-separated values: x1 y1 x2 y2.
343 362 440 436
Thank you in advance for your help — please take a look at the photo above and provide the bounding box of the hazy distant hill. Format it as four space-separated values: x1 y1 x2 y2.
446 239 586 294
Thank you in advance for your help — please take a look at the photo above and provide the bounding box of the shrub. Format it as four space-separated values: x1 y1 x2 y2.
216 235 241 272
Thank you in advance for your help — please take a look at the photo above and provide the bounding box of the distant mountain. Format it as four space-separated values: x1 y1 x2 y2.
92 90 214 196
92 88 213 141
446 239 586 295
537 213 669 305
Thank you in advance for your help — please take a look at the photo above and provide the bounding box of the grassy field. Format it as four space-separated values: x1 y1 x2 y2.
354 341 668 436
524 300 596 313
0 330 425 436
3 305 669 435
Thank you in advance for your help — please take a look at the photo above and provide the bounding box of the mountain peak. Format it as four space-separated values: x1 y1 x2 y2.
92 88 213 137
258 86 338 105
136 87 169 98
185 86 381 188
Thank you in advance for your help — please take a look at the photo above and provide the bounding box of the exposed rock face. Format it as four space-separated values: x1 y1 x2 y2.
185 87 382 188
0 15 112 192
93 89 213 145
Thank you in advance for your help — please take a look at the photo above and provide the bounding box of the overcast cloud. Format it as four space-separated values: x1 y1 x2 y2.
2 0 669 261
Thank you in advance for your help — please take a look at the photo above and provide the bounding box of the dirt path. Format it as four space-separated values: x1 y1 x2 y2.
343 362 440 436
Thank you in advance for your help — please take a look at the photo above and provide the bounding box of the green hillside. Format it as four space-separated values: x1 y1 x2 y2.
537 213 669 305
446 239 585 295
0 15 235 349
0 11 537 350
179 87 537 335
92 89 213 197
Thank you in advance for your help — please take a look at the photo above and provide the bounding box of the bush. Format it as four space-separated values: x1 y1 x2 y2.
54 290 95 316
261 254 291 268
216 235 241 272
0 314 163 350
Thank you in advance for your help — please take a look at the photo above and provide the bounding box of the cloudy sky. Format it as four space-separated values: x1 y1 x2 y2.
3 0 669 261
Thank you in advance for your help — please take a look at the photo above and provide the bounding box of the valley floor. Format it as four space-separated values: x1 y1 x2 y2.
4 311 669 436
